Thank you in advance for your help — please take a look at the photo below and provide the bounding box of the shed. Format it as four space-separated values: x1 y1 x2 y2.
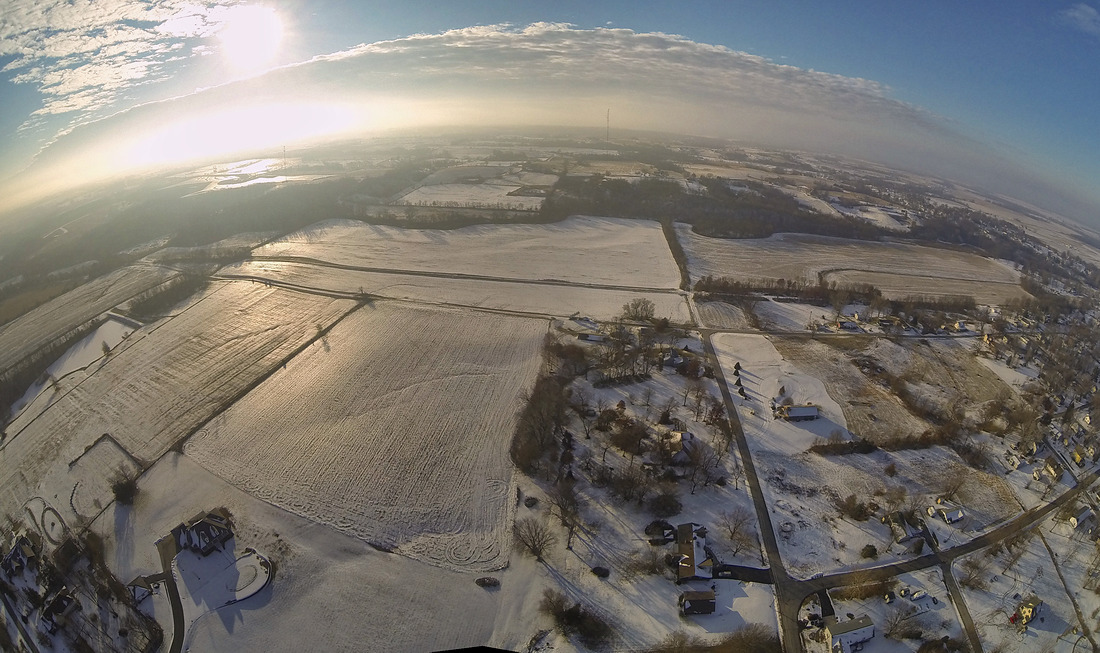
777 404 819 422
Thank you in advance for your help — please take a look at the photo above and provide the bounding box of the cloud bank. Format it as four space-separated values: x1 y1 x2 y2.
5 23 1098 222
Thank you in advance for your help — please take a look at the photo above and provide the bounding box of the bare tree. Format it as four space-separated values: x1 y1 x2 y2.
685 439 721 494
883 604 918 639
514 518 558 561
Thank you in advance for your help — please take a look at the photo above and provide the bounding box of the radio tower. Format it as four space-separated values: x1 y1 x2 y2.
606 108 610 143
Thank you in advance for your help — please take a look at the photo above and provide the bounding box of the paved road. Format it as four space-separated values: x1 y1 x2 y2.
701 328 1100 652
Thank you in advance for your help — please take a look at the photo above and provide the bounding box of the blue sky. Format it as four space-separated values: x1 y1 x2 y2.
1 1 1098 221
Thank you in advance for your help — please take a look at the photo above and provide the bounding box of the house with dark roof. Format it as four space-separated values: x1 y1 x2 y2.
674 523 710 584
1 533 39 578
171 509 233 556
41 588 80 634
679 590 716 615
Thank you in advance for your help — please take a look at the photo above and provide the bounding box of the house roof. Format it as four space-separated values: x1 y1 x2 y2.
827 614 873 636
681 590 715 601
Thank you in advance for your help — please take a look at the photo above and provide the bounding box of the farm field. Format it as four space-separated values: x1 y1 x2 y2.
0 263 177 376
219 260 691 322
0 281 355 524
185 303 547 572
397 182 544 210
823 269 1026 304
253 216 681 289
695 300 752 330
677 225 1027 304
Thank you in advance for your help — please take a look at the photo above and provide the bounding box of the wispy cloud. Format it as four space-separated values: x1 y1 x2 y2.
0 0 240 131
1059 3 1100 37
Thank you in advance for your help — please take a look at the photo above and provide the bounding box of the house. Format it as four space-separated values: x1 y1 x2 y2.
678 590 716 615
675 523 709 584
882 511 917 543
1070 507 1095 529
171 509 233 556
576 333 606 343
777 404 820 422
1043 456 1063 480
1 533 39 578
1073 445 1087 466
1011 595 1042 626
824 614 875 653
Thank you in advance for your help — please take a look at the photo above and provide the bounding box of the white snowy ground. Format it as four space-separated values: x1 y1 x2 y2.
253 216 682 289
397 182 544 210
7 316 134 421
94 453 525 653
186 303 546 572
219 259 692 323
805 569 964 653
977 355 1040 389
0 282 356 528
956 516 1087 653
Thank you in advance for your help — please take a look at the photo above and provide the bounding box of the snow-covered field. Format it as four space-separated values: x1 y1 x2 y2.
824 269 1027 304
186 303 546 572
254 216 681 289
397 182 545 210
219 260 692 322
678 225 1027 304
0 263 177 376
8 315 134 421
696 301 752 330
712 333 848 455
0 282 355 524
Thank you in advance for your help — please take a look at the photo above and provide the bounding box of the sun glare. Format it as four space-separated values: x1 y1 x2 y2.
218 5 283 73
120 103 359 169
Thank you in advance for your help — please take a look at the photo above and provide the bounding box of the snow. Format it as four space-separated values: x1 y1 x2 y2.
0 263 177 379
711 333 848 456
7 315 134 421
186 303 546 572
397 182 545 210
977 355 1039 388
253 216 681 289
93 453 510 653
677 224 1027 304
219 260 692 323
0 282 356 527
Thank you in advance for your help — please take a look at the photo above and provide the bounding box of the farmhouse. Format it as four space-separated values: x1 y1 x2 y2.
824 614 874 652
776 404 819 422
171 508 234 556
675 523 710 584
678 590 716 615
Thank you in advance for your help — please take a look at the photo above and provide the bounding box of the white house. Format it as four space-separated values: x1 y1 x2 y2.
825 614 874 653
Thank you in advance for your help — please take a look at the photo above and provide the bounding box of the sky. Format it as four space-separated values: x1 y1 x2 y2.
0 0 1098 223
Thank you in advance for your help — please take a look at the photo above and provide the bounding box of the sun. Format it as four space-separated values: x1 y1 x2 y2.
218 5 283 73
